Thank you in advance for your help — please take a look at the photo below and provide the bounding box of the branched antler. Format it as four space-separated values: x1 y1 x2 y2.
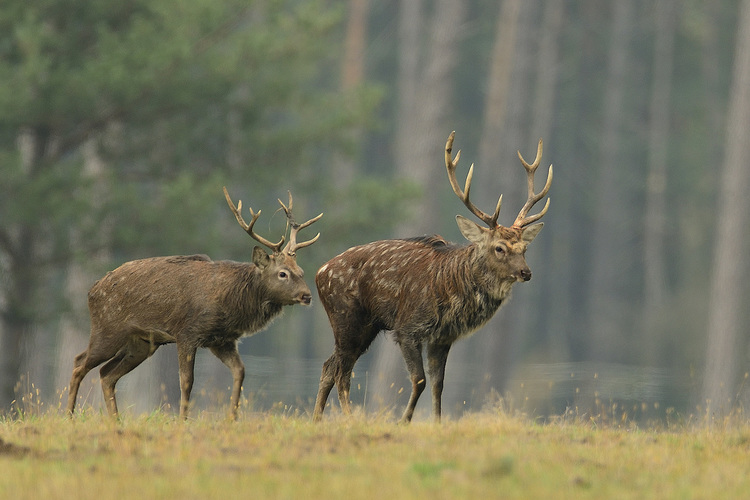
445 131 503 228
512 139 553 228
223 186 285 253
277 191 323 256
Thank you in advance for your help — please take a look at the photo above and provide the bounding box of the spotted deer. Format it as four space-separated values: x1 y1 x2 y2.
66 188 321 420
313 131 552 423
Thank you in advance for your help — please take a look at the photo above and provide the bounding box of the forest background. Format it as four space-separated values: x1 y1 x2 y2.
1 0 749 422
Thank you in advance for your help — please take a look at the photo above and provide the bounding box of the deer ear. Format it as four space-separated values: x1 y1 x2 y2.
521 222 544 243
252 246 271 269
456 215 488 245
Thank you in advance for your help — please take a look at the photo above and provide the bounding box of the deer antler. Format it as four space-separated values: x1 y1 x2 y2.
512 139 553 228
277 191 323 256
223 186 285 253
445 131 503 228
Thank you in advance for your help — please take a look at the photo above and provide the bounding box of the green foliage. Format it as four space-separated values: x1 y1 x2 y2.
0 0 384 407
108 172 230 257
320 176 422 246
0 0 375 286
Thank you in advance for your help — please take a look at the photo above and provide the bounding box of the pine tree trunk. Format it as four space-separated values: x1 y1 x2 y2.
642 0 677 365
701 0 750 417
586 0 636 362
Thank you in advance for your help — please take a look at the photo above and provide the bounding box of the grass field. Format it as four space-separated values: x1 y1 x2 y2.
2 402 750 500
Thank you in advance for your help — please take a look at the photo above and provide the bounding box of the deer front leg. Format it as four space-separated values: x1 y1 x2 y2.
177 342 197 420
426 343 451 422
398 340 426 424
210 342 245 420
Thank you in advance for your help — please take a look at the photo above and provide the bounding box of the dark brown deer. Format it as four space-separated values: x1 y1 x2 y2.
66 188 321 419
313 131 552 423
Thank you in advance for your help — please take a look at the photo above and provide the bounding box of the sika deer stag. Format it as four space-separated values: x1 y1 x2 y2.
66 188 321 419
313 131 552 423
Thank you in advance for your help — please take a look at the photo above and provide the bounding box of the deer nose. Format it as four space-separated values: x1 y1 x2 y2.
520 269 532 282
300 293 312 305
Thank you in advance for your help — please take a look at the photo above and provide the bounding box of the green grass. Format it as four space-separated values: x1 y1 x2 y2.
2 406 750 499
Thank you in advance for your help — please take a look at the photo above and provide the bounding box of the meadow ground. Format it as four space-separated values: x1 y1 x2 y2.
2 403 750 500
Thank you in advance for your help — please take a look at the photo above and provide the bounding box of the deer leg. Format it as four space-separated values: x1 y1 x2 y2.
313 354 337 421
177 343 197 420
66 350 94 416
398 340 426 424
99 338 154 418
209 342 245 421
333 352 359 416
67 327 134 416
426 343 451 422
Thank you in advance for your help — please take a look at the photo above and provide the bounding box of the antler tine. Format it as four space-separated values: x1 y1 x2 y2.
223 186 285 253
512 139 553 228
277 191 294 218
287 222 322 254
278 190 323 256
445 131 502 228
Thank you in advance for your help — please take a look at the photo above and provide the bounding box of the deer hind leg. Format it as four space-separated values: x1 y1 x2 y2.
209 342 245 421
314 321 378 421
67 328 132 416
333 351 361 416
315 349 359 418
66 350 94 416
99 337 155 418
398 339 426 424
426 343 451 423
313 354 338 421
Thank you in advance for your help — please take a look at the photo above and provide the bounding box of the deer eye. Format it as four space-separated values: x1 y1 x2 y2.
494 245 506 255
278 271 289 279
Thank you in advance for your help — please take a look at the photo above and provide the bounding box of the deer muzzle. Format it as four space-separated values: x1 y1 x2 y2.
299 293 312 306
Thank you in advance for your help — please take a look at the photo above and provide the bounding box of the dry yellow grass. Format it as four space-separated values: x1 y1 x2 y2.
2 406 750 500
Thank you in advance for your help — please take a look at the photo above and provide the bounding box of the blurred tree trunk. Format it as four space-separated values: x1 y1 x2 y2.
701 0 750 416
333 0 370 189
0 129 54 411
586 0 636 362
56 138 109 411
473 0 534 400
477 0 521 176
394 0 422 188
368 0 466 416
0 238 36 410
394 0 465 236
341 0 369 92
642 0 677 365
526 1 565 360
700 0 725 165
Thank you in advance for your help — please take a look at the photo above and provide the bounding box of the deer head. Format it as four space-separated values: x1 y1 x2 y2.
223 187 322 305
445 131 552 284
